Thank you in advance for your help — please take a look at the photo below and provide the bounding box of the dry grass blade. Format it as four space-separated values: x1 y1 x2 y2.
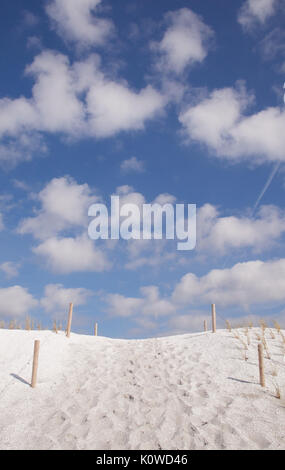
273 381 281 399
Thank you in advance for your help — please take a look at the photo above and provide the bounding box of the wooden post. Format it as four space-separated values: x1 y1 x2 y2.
53 320 58 334
211 304 216 333
204 320 207 332
94 322 98 337
258 343 265 387
66 303 73 338
31 340 40 388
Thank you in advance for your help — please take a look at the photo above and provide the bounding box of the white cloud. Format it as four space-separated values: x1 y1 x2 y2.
26 51 85 135
18 176 96 240
33 235 111 274
238 0 278 30
115 184 146 206
109 185 183 270
74 55 166 137
0 134 47 169
125 239 179 270
0 97 37 138
152 193 177 205
172 258 285 308
179 84 285 164
41 283 92 318
0 51 166 166
85 78 165 138
0 286 38 318
120 157 145 173
258 27 285 74
167 311 210 334
110 185 181 270
197 204 285 254
0 51 84 140
133 317 158 332
18 176 111 274
140 286 176 317
104 256 285 332
0 262 20 279
152 8 214 75
46 0 114 47
259 27 285 60
113 185 177 219
105 285 175 318
105 293 144 318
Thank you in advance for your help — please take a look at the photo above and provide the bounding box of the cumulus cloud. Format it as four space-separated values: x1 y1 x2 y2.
18 176 96 240
34 235 111 274
105 285 175 318
167 311 210 334
0 51 85 140
238 0 278 30
108 186 285 269
119 196 285 268
0 97 37 138
18 180 178 275
18 176 111 274
85 77 165 138
104 256 285 332
179 84 285 164
105 293 144 318
152 8 214 75
41 283 92 317
115 184 146 204
120 157 145 174
172 258 285 308
0 51 165 166
140 286 176 317
197 204 285 254
110 185 182 269
152 193 177 205
125 239 179 270
46 0 114 47
73 55 166 137
26 52 85 134
0 286 38 318
0 262 20 279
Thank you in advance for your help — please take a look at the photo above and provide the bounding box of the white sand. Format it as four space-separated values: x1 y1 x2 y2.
0 328 284 450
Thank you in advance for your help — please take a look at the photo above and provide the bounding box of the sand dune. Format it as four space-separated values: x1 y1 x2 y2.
0 328 284 450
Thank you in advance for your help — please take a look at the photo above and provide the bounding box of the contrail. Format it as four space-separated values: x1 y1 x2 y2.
251 161 281 216
221 161 281 269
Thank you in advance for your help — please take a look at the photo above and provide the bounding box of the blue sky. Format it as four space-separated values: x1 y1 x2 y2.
0 0 285 338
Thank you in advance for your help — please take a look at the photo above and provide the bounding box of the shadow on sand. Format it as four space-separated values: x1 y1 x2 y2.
228 376 258 385
10 374 30 386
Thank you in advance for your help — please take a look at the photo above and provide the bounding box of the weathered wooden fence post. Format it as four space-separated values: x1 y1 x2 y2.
66 303 73 338
211 304 216 333
31 340 40 388
258 343 265 387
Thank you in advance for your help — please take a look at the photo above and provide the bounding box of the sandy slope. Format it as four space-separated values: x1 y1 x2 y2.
0 328 284 450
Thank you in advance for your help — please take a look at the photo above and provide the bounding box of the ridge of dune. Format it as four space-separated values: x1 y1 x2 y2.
0 328 284 450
